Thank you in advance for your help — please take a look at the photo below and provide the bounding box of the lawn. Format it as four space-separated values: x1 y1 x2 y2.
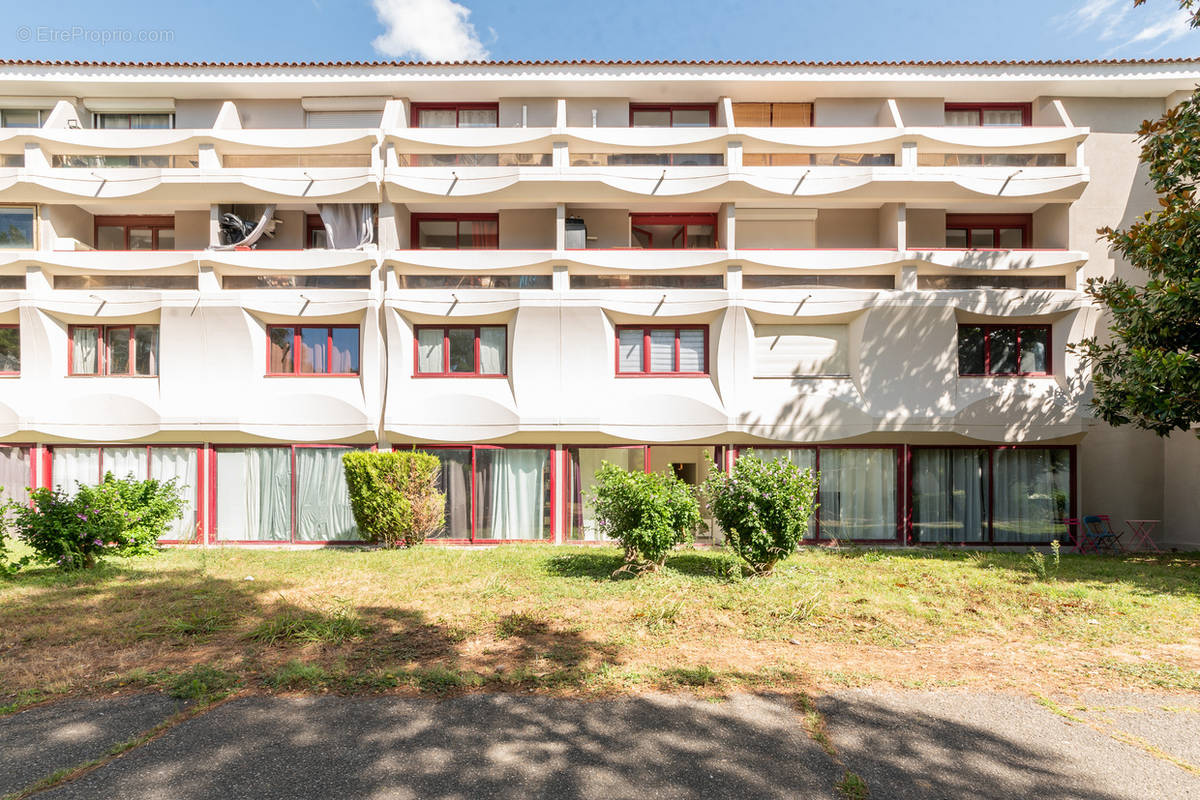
1 544 1198 709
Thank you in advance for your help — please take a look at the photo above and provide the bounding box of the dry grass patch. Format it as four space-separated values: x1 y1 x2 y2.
1 545 1198 705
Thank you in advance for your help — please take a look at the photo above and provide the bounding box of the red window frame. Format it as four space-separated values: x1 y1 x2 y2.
401 443 555 544
411 213 500 250
629 104 717 127
944 103 1032 126
945 214 1032 249
266 324 361 377
0 323 18 375
410 103 499 128
957 324 1052 377
413 325 507 377
46 443 205 543
615 325 709 376
629 213 719 249
67 324 158 376
93 215 175 250
208 443 371 545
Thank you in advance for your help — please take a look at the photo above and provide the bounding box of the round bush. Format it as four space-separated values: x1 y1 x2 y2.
589 462 701 572
704 451 818 575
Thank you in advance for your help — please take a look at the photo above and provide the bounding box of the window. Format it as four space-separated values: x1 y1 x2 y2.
306 214 327 249
416 445 552 541
753 324 849 377
958 325 1050 376
945 214 1031 249
944 103 1031 127
51 446 199 540
570 274 724 290
412 104 498 128
751 447 898 541
570 153 724 167
616 326 707 376
94 216 175 250
215 445 360 542
0 325 17 374
69 325 158 376
399 274 551 289
267 325 360 376
54 275 197 290
568 446 647 540
415 325 507 376
731 103 813 127
223 275 370 290
743 275 896 290
412 214 499 249
630 214 717 249
0 109 41 128
94 113 174 129
0 206 35 248
918 275 1066 290
0 446 30 507
630 105 716 127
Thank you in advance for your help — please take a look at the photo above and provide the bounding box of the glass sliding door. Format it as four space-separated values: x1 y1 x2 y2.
474 448 551 541
911 448 989 543
818 449 897 541
568 446 646 541
752 448 817 539
149 447 199 540
52 448 101 490
101 447 149 481
295 447 359 541
992 448 1070 543
423 448 472 539
215 448 291 541
0 446 28 505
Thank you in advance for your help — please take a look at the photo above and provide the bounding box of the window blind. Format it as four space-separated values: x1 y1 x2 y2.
753 324 849 376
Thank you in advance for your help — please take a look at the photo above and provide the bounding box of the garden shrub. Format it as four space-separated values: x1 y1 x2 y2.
589 462 701 574
342 450 444 547
704 451 818 576
3 474 185 570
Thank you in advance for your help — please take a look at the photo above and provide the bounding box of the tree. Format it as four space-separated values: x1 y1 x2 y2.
1133 0 1200 27
1071 81 1200 437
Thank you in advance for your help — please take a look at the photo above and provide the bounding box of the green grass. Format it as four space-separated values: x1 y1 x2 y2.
1 545 1198 703
166 664 241 702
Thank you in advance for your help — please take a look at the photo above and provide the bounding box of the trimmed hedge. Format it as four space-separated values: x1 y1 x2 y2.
342 451 444 548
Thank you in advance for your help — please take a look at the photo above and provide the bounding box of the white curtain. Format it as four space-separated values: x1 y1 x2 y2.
571 447 644 541
295 448 359 541
993 448 1070 542
479 327 506 375
0 446 28 504
911 449 988 543
216 448 291 541
417 329 443 373
818 449 896 541
477 449 548 540
150 448 198 540
318 204 375 250
53 448 100 491
213 204 277 250
102 447 149 481
72 328 98 374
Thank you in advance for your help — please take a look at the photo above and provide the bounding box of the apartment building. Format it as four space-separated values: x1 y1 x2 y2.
0 57 1196 548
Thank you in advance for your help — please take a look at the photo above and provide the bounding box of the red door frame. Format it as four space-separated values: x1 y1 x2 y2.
399 443 556 544
945 213 1032 249
410 103 500 128
628 213 719 249
944 103 1033 126
45 443 206 543
410 213 500 250
93 215 175 250
207 443 372 545
629 104 718 127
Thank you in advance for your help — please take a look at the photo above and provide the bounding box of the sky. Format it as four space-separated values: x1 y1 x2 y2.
1 0 1197 64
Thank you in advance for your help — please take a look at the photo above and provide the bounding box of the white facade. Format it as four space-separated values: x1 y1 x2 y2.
0 59 1196 547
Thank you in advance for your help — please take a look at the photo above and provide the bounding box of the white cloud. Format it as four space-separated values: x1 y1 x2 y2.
1058 0 1196 52
371 0 489 62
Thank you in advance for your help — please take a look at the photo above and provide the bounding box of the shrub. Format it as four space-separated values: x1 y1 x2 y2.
3 474 185 570
342 451 444 548
589 462 701 573
704 451 818 576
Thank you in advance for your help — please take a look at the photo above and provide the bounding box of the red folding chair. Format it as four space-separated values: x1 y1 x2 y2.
1058 518 1084 552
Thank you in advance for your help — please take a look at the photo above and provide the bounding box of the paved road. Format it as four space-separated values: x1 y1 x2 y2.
3 690 1198 799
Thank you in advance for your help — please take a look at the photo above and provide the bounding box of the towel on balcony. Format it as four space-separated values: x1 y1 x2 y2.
318 203 375 249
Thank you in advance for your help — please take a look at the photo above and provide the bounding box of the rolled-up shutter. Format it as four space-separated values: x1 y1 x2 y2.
732 103 771 126
771 103 813 127
753 324 848 376
306 110 382 128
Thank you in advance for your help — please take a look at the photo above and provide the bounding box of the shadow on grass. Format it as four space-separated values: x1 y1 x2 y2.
543 550 624 581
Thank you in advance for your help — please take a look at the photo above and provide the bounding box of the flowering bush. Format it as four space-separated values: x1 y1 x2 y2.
704 451 818 576
589 463 702 574
2 474 185 570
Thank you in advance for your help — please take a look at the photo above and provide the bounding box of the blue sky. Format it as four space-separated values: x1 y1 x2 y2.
2 0 1197 63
